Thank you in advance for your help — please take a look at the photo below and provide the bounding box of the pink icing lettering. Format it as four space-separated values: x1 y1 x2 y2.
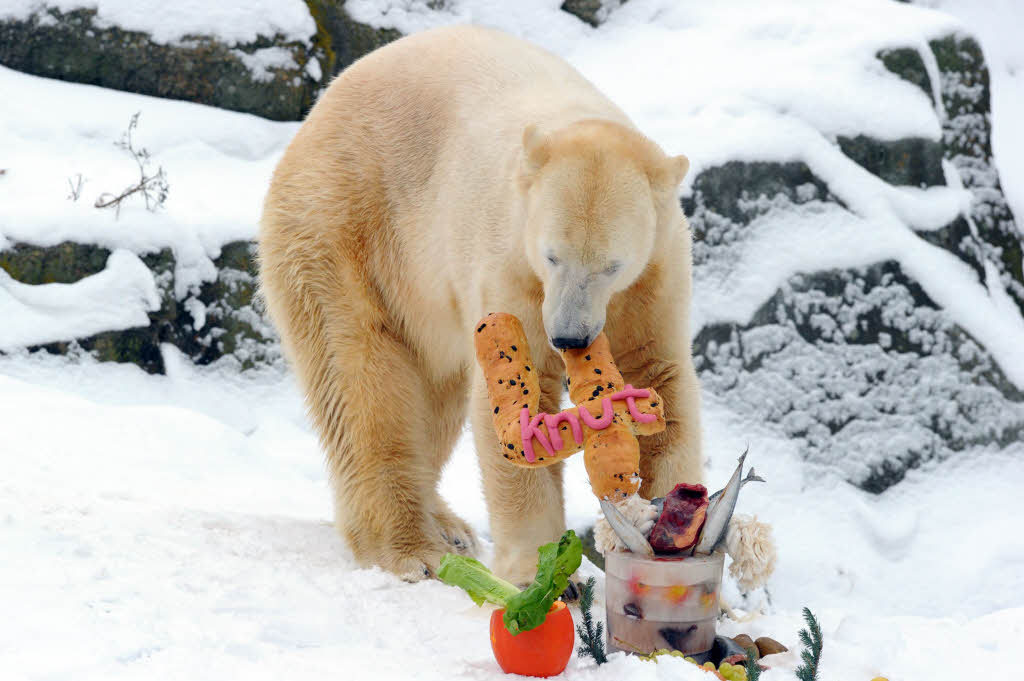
544 411 583 450
519 385 659 459
578 397 615 429
609 384 657 424
520 407 554 462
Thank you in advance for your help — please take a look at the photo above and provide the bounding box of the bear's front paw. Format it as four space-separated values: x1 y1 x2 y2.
432 507 477 557
376 541 449 582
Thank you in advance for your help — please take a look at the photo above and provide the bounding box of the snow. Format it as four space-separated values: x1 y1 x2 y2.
3 0 1024 679
0 65 299 298
2 0 316 45
0 249 159 348
349 0 958 147
232 46 301 83
1 351 1022 680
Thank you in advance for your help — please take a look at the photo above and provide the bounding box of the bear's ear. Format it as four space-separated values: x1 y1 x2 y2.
669 154 690 186
647 153 690 190
522 124 551 176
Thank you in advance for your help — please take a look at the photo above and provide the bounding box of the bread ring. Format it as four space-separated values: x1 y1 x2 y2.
474 312 666 499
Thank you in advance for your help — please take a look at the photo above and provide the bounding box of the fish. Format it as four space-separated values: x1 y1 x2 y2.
708 467 764 504
648 464 764 516
600 498 655 556
694 447 755 554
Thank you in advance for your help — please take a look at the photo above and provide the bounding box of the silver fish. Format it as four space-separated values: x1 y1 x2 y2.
709 467 764 504
694 447 753 554
600 499 655 557
648 466 763 516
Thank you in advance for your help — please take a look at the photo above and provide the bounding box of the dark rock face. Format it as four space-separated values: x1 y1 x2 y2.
682 161 834 227
0 7 318 121
560 0 626 27
0 3 402 121
2 241 278 374
0 242 110 284
689 37 1024 492
877 47 933 102
836 135 945 188
306 0 401 82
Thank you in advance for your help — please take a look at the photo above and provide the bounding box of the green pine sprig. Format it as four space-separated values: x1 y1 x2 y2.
795 607 823 681
744 647 762 681
575 577 608 664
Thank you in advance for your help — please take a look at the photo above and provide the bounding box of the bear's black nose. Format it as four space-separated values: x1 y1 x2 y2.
551 336 590 350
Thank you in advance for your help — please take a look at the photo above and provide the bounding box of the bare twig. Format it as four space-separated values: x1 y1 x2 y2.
94 112 169 217
67 173 85 201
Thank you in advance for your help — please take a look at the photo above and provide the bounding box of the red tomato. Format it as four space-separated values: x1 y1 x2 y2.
489 601 574 677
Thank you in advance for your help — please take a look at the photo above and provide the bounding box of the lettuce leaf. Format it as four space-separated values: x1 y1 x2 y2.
502 530 583 635
438 554 521 608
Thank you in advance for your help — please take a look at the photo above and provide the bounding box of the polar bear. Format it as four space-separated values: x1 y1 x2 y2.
258 25 703 584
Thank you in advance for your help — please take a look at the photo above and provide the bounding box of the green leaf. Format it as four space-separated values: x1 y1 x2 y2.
502 530 583 635
437 553 521 608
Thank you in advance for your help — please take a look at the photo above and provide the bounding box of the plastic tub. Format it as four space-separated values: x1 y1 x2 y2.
604 549 724 656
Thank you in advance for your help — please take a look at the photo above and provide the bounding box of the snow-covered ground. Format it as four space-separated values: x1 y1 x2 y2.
2 0 1024 680
2 350 1022 680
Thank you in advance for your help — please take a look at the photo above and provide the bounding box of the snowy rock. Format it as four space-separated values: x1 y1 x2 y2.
0 240 279 373
929 35 1024 317
689 36 1024 492
0 2 400 121
560 0 626 28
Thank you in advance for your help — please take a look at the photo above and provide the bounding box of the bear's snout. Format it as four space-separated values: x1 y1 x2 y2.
551 335 591 351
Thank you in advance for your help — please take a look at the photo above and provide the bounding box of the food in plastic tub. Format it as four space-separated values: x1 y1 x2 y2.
605 549 724 656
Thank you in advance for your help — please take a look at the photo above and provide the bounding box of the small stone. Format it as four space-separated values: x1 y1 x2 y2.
755 636 788 657
731 634 758 658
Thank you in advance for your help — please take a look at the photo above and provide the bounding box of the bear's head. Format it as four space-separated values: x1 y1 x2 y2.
519 119 689 350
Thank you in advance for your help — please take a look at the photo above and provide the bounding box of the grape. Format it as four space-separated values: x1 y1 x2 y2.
678 655 749 680
715 661 748 681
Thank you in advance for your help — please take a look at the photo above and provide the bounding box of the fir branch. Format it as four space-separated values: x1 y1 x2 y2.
744 647 762 681
794 607 823 681
575 577 608 664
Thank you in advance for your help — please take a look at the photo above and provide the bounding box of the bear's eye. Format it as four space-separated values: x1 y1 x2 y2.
546 254 560 267
603 262 622 276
